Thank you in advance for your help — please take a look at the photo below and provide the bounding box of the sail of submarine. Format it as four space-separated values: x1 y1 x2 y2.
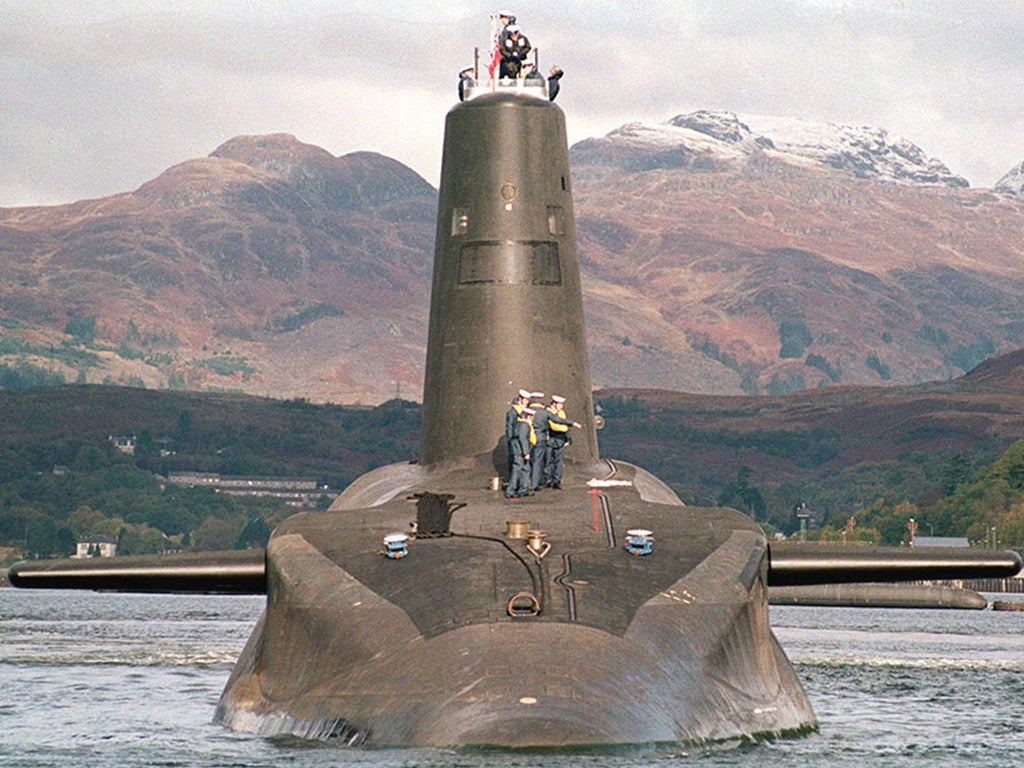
9 32 1022 751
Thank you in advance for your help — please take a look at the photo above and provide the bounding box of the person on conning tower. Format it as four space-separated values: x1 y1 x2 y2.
504 388 530 480
506 406 535 499
545 394 580 489
522 62 544 87
487 10 517 79
457 66 474 101
499 24 531 78
547 65 564 100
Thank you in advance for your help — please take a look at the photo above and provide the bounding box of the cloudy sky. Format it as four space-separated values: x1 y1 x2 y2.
3 1 1023 207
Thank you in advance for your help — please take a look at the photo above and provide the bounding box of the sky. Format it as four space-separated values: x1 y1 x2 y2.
3 0 1024 207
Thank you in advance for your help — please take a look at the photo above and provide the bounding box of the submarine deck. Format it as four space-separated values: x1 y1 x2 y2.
221 457 815 747
272 458 765 639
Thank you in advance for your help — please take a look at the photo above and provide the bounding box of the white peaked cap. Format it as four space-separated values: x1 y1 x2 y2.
518 388 531 398
552 395 566 403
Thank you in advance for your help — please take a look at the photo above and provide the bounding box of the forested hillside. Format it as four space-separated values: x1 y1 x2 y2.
2 370 1023 563
0 386 419 561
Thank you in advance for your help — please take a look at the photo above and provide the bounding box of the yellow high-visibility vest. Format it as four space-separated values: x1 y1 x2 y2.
518 416 537 446
549 405 569 433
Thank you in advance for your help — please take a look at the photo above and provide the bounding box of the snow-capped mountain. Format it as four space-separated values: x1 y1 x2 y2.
995 161 1024 196
572 110 969 189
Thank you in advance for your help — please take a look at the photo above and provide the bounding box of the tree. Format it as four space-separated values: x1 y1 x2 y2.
117 524 168 555
64 316 96 345
144 504 193 537
25 515 75 558
987 440 1024 491
854 498 920 545
192 517 241 551
72 445 104 472
718 466 767 521
236 517 271 549
779 320 813 359
67 505 122 539
940 453 973 496
175 410 193 448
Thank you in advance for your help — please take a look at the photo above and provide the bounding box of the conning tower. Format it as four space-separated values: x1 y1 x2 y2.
419 91 598 466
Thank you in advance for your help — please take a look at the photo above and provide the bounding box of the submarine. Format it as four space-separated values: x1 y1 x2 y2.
11 26 1023 749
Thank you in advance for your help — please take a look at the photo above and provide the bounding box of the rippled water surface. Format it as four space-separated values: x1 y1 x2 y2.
1 589 1022 767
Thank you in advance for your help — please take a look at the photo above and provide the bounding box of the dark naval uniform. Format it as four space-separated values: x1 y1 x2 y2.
547 66 564 101
499 30 531 78
546 402 573 488
530 405 575 491
506 414 534 498
505 400 525 479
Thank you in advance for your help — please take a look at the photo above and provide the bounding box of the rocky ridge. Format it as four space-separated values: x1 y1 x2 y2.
572 110 969 188
3 118 1024 402
995 161 1024 197
0 134 438 403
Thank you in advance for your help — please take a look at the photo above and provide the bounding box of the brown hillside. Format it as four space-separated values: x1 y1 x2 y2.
573 151 1024 395
3 130 1024 402
0 135 437 403
596 349 1024 506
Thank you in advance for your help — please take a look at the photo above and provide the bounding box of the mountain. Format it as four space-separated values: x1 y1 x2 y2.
3 349 1024 546
595 347 1024 515
0 135 437 403
571 110 969 188
995 161 1024 196
3 117 1024 402
571 111 1024 395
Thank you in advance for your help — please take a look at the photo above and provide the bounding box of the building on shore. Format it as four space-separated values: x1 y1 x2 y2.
163 472 336 508
73 535 117 558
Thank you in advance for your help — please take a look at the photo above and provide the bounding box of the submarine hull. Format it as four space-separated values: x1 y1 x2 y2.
215 459 816 747
218 600 810 747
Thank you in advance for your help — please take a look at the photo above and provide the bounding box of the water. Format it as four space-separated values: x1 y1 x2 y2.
1 589 1022 767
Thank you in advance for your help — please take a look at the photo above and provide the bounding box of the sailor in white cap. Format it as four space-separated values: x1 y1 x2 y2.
457 66 475 101
505 388 532 481
527 393 571 491
506 406 536 498
488 11 518 78
544 394 581 489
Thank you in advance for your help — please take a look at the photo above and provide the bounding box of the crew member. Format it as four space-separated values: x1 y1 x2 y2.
545 395 580 489
530 392 577 491
488 11 517 79
505 388 530 480
499 24 531 78
547 66 564 101
506 407 535 499
522 62 544 87
457 66 474 101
